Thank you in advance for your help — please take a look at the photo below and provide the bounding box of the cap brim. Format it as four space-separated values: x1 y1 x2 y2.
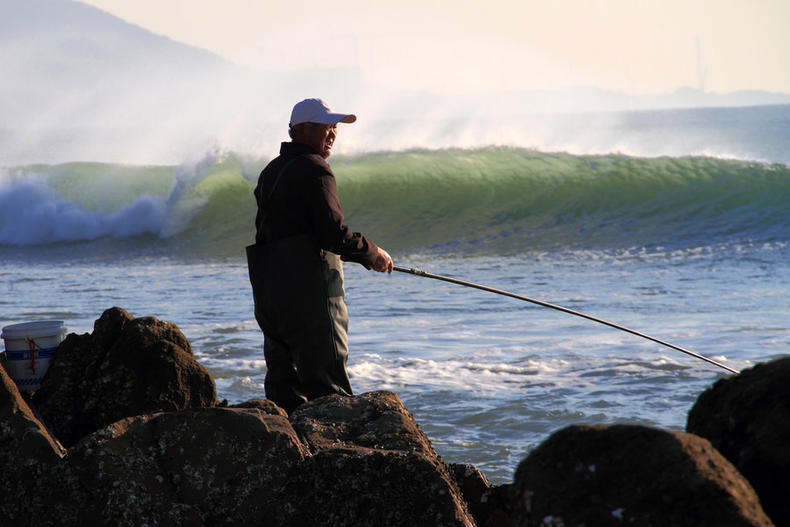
312 113 357 125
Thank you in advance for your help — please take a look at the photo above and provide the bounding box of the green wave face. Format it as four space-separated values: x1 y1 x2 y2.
2 148 789 258
331 148 790 253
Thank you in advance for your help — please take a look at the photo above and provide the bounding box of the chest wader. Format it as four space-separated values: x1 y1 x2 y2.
246 162 352 414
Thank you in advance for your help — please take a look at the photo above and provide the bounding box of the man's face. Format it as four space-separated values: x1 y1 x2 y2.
302 123 338 159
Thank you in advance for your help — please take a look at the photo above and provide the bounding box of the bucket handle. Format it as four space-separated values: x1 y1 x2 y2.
26 338 39 374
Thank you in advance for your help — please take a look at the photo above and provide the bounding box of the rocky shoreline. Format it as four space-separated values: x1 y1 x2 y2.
1 307 787 526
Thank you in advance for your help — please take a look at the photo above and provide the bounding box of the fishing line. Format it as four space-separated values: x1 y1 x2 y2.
393 265 739 375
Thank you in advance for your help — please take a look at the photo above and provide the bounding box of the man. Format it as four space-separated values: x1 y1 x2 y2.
246 98 393 414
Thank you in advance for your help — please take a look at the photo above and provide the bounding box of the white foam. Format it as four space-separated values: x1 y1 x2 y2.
348 353 572 396
0 178 166 244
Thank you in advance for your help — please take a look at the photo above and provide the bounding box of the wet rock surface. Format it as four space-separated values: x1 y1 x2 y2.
511 424 773 527
687 356 790 527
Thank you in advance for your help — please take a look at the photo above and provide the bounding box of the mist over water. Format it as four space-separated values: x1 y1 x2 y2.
3 0 790 167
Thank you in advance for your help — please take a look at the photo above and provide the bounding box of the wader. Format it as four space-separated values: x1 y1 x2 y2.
246 234 352 414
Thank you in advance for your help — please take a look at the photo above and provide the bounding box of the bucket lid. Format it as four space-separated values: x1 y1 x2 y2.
1 320 67 340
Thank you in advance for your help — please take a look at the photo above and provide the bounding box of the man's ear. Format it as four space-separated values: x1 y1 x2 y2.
290 124 304 142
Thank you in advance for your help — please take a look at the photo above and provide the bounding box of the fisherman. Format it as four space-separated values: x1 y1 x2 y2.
246 98 393 414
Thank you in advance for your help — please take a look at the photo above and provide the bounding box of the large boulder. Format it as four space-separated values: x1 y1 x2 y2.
511 424 773 527
287 391 476 527
687 357 790 526
34 407 308 527
0 365 64 524
33 307 217 446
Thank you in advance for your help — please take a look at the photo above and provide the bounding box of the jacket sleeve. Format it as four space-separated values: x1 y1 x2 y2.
308 166 379 268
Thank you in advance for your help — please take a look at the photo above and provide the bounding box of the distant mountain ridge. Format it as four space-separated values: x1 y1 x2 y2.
0 0 238 127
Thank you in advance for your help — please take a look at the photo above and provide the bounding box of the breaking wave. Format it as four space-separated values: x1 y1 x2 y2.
1 148 788 258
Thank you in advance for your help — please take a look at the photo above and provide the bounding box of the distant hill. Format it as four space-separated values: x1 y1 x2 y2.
0 0 239 126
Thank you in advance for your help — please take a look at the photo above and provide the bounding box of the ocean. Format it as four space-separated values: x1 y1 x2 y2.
1 104 789 484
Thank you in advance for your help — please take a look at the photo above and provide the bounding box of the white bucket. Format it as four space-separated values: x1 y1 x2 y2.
1 320 67 392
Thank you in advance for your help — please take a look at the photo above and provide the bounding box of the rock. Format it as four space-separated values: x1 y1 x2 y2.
92 304 135 351
687 357 790 526
450 463 509 527
511 424 773 527
480 484 517 527
290 390 435 456
285 446 474 527
36 407 308 527
33 307 217 446
230 397 288 417
288 391 475 526
5 378 477 526
0 364 65 524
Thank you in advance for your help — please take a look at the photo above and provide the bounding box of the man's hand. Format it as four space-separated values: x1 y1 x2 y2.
372 247 393 274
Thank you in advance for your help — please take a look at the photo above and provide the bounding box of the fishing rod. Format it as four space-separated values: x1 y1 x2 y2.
393 265 739 375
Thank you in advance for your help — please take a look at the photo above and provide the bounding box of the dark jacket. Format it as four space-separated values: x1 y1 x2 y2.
254 142 379 268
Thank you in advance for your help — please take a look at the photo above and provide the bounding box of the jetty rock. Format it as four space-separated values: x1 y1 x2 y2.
32 306 218 447
511 424 772 527
687 356 790 527
0 307 476 526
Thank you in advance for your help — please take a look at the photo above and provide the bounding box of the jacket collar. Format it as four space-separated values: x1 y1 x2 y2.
280 141 319 156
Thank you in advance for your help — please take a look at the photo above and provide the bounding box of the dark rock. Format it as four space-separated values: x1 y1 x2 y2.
37 407 308 527
285 446 474 527
450 463 494 525
33 307 217 446
290 390 434 455
230 397 288 417
481 484 517 527
92 305 135 351
687 357 790 526
289 391 475 526
511 424 773 527
0 364 64 524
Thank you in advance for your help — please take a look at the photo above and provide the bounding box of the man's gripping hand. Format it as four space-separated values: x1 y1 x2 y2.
372 247 394 274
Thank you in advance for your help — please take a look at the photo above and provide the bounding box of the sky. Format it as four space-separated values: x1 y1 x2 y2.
80 0 790 95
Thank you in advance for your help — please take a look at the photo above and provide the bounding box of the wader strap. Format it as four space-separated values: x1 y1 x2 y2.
266 158 298 202
259 157 298 244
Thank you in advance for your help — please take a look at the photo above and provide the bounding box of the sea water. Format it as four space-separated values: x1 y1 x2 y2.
2 104 789 484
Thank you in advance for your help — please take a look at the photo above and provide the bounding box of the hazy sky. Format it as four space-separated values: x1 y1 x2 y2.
80 0 790 95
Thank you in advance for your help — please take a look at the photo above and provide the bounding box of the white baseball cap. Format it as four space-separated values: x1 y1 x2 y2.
289 98 357 127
